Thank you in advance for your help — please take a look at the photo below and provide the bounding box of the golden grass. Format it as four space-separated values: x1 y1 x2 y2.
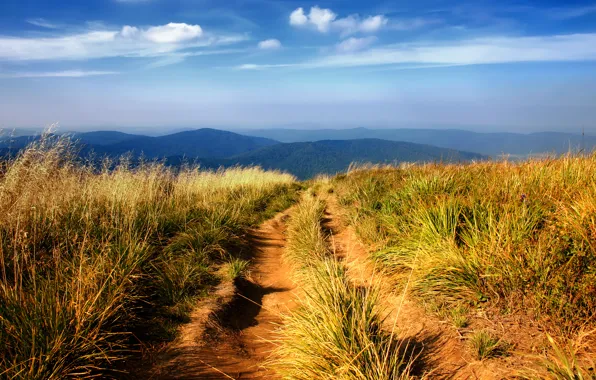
0 135 296 379
336 156 596 330
335 155 596 373
274 194 413 379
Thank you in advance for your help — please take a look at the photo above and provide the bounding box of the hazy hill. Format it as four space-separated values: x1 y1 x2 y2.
89 128 279 159
0 130 485 179
236 128 595 157
0 129 279 159
227 139 485 179
72 131 143 146
0 128 43 139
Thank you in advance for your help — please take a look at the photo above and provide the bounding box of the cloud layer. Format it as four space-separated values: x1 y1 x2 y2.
0 22 242 61
240 33 596 69
1 70 118 78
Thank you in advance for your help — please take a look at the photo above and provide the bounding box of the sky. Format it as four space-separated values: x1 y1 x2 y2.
1 0 596 133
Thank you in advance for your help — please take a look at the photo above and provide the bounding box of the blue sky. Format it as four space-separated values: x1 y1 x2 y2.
1 0 596 132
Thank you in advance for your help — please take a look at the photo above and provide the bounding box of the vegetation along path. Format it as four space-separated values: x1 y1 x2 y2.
324 194 512 379
150 210 297 379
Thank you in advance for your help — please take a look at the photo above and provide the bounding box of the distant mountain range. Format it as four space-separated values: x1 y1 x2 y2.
0 129 278 159
235 128 594 157
0 128 484 179
216 139 484 179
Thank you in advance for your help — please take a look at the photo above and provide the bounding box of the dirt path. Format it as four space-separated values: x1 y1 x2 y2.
323 195 520 379
150 210 297 379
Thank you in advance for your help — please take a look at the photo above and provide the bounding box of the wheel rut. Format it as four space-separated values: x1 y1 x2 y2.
149 210 297 379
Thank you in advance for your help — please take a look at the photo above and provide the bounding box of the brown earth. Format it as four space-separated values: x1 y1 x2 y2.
148 210 297 379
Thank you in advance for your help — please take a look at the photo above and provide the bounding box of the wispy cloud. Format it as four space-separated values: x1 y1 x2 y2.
1 70 118 78
145 48 248 68
336 37 377 53
544 5 596 20
0 22 247 61
26 18 61 29
388 17 440 31
236 63 296 70
258 39 282 50
238 33 596 70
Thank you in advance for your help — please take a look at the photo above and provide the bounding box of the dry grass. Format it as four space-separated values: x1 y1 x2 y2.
0 134 297 379
274 194 413 379
335 155 596 373
336 156 596 334
538 333 596 379
468 330 510 360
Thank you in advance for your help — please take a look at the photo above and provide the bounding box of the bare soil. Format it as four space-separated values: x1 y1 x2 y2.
148 210 297 379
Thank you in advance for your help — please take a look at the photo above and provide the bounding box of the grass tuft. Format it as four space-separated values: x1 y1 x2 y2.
224 258 251 280
468 329 510 360
539 334 596 379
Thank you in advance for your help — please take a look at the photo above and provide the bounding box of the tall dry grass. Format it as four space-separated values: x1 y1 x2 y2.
337 156 596 332
0 135 297 379
274 194 412 379
335 155 596 375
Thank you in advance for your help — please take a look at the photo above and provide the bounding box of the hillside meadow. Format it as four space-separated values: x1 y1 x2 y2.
0 135 298 378
1 135 596 379
333 156 596 376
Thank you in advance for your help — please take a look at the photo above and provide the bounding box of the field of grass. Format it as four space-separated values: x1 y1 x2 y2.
0 135 297 379
3 134 596 379
334 156 596 374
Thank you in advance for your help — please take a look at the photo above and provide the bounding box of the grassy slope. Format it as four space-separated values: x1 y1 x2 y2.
4 134 596 378
0 136 298 379
333 157 596 375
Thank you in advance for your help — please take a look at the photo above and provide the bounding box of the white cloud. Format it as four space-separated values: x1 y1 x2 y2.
238 33 596 69
236 63 295 70
289 6 387 35
308 6 337 32
2 70 118 78
238 64 260 70
289 7 308 26
26 18 60 29
0 22 244 61
143 23 202 43
336 37 377 53
258 39 282 50
359 16 387 33
120 25 139 38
